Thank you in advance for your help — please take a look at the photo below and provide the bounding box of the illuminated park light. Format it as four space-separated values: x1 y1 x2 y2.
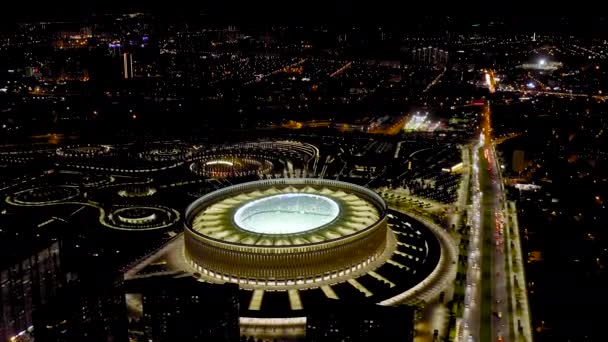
205 160 235 166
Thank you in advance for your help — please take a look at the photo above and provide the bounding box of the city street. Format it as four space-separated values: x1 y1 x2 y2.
479 139 510 342
458 103 529 342
484 105 534 342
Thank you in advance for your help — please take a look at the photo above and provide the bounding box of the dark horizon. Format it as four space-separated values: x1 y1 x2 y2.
1 1 607 34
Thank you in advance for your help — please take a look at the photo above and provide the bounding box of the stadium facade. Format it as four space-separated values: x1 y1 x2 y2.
184 178 391 286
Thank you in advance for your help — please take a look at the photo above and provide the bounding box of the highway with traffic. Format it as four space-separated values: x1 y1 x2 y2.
479 103 510 342
457 103 532 342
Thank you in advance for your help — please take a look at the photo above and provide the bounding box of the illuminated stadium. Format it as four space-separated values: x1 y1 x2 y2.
126 178 457 338
184 178 389 285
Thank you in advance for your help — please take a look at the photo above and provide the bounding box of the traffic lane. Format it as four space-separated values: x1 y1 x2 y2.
493 260 510 341
484 166 509 341
489 161 510 341
490 216 508 338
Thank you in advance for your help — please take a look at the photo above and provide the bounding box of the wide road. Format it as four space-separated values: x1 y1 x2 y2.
479 103 510 342
459 102 532 342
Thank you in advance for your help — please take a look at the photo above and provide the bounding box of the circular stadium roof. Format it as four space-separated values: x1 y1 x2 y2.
234 193 340 235
188 180 382 247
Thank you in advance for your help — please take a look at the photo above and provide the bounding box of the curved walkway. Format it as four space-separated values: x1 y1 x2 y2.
5 195 179 231
380 208 458 306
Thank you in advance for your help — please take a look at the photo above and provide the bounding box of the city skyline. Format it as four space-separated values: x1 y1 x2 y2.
0 11 607 342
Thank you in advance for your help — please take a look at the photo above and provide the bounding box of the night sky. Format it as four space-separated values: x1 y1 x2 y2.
1 0 605 33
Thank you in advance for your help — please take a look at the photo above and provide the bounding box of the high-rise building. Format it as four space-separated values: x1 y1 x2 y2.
125 274 240 342
512 150 526 173
122 52 134 79
0 240 64 342
305 300 414 342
